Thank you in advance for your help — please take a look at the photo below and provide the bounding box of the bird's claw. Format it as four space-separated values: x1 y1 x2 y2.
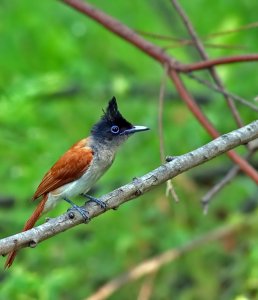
81 194 107 210
64 197 89 222
67 205 89 222
88 198 107 209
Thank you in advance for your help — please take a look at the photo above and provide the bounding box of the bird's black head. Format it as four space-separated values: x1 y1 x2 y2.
91 97 149 144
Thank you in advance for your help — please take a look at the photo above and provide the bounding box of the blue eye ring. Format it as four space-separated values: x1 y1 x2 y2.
111 125 120 134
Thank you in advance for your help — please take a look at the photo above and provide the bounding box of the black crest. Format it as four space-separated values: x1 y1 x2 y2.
91 97 133 138
103 97 130 125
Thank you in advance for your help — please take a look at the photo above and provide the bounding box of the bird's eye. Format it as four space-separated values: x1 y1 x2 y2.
111 125 120 134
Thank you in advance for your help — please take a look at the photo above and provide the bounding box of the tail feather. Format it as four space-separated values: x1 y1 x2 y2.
4 195 48 269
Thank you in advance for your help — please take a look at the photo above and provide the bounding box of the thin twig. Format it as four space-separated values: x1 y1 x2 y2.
165 179 179 203
158 64 180 202
202 151 255 214
206 21 258 38
86 219 251 300
171 0 243 128
137 21 258 42
1 121 257 256
202 165 243 215
178 54 258 72
187 72 258 112
158 64 168 163
137 30 246 51
137 274 155 300
164 42 247 51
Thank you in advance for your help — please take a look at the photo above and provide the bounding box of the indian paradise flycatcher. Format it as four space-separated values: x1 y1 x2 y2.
5 97 149 268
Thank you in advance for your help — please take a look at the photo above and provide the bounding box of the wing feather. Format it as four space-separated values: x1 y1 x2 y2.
33 138 93 200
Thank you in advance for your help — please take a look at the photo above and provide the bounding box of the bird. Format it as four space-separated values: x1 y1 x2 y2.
4 97 149 268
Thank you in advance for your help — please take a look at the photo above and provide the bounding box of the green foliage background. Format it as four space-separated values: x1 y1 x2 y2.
0 1 257 299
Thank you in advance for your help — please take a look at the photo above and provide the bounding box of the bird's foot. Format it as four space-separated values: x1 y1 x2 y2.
64 197 89 222
81 194 107 210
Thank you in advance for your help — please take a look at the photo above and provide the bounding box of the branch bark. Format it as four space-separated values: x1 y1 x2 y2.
0 121 257 256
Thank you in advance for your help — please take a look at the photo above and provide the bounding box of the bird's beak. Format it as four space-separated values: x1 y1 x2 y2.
121 125 150 135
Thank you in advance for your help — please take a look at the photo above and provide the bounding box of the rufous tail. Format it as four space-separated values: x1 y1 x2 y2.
4 194 48 269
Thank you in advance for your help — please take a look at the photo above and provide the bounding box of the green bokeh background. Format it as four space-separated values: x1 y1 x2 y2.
0 1 257 299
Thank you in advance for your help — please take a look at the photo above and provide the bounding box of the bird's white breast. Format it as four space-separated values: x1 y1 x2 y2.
74 146 115 195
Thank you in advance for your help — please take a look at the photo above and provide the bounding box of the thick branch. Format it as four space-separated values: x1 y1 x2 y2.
0 121 257 256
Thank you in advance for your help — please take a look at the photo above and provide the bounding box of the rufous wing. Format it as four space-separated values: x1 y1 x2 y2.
33 138 93 200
